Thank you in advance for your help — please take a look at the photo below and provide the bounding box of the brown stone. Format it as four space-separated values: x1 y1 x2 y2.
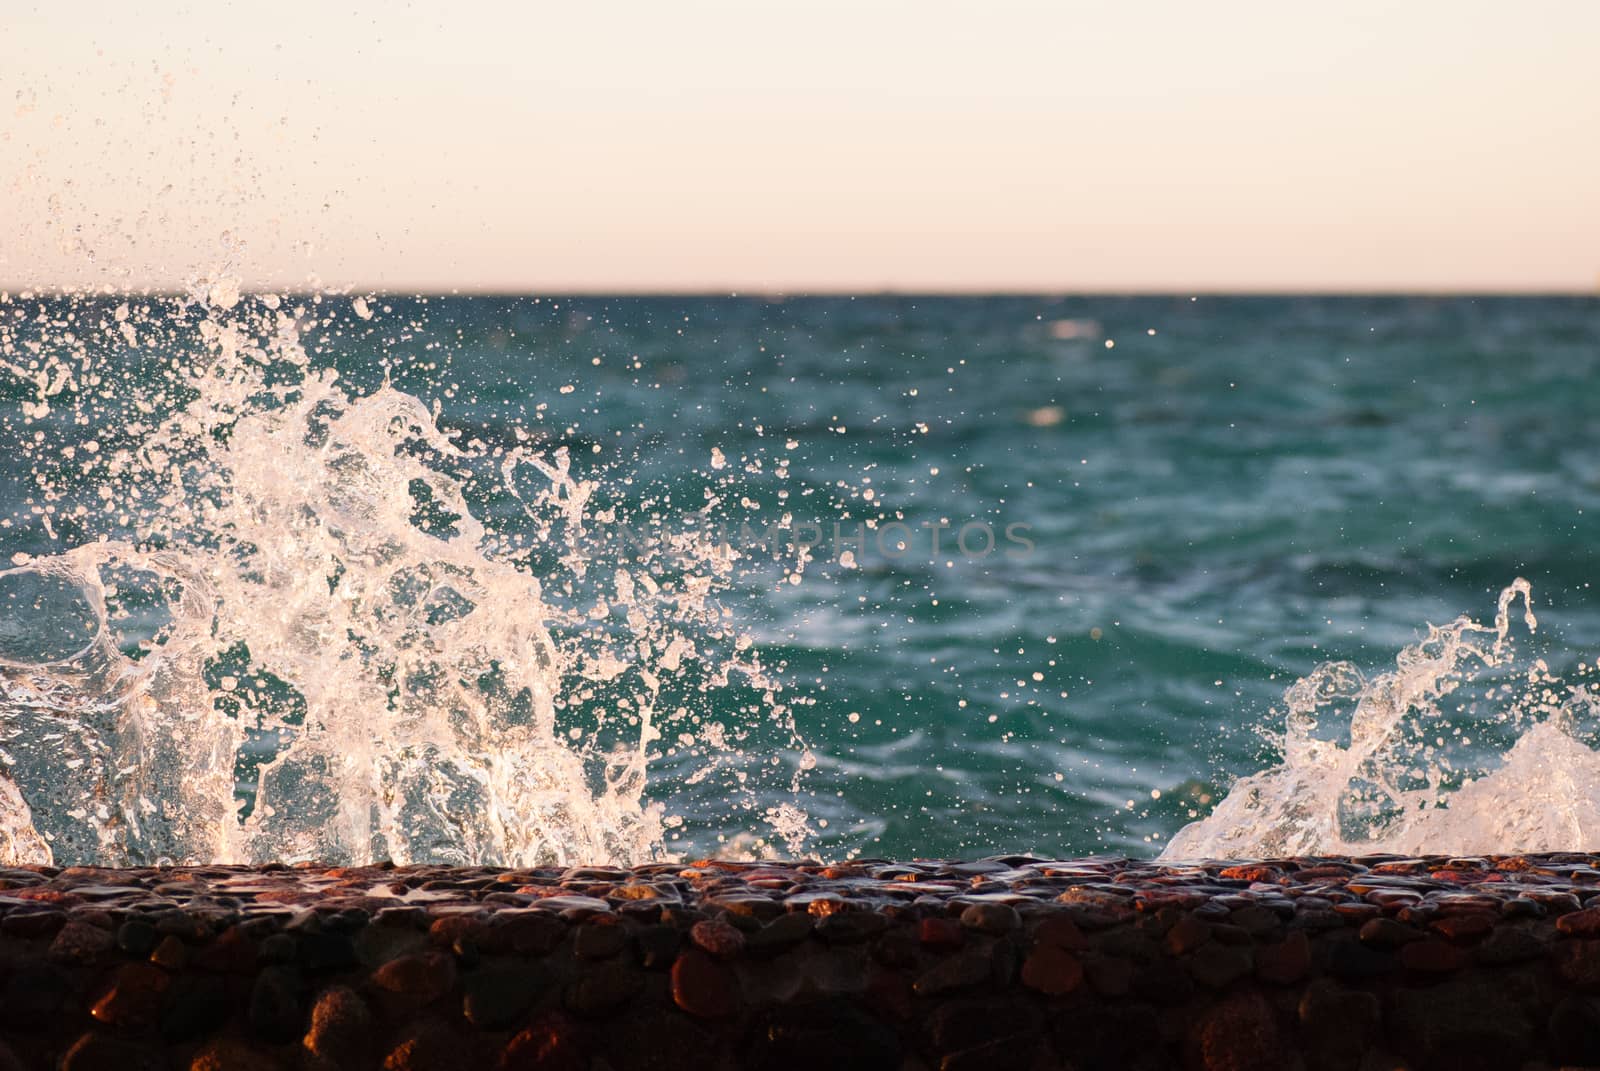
193 924 259 972
1400 939 1468 973
49 919 116 964
61 1033 162 1071
150 933 189 969
959 902 1020 934
1558 906 1600 938
90 962 171 1028
1473 926 1545 965
429 914 487 950
565 961 643 1015
671 949 737 1017
383 1022 474 1071
190 1040 283 1071
1255 930 1310 985
1187 992 1288 1071
372 953 458 1002
1031 914 1087 951
1164 915 1212 955
2 908 66 938
1188 942 1254 989
1558 939 1600 989
1085 954 1134 997
487 912 566 955
1358 917 1423 947
304 985 372 1065
919 916 965 948
1430 913 1495 942
914 949 993 997
1299 977 1380 1039
689 917 746 958
1020 944 1083 996
1391 972 1537 1069
573 920 627 959
501 1012 586 1071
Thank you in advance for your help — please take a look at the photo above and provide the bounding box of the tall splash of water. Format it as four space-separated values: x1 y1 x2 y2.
0 283 805 867
1165 580 1600 858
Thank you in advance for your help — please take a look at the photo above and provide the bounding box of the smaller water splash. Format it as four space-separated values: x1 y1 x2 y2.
1165 580 1600 859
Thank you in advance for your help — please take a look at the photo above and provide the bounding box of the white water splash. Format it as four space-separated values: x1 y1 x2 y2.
1165 580 1600 859
0 284 806 867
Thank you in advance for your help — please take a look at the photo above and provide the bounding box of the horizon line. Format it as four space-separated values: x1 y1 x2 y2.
3 283 1598 300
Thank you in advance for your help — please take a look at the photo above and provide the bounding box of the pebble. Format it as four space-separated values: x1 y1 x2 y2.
50 919 117 964
671 949 737 1017
1020 944 1083 995
689 918 746 957
91 962 170 1028
304 985 373 1064
371 953 457 1002
6 853 1600 1067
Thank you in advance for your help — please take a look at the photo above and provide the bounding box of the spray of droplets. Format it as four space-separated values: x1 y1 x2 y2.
0 282 813 867
1165 580 1600 858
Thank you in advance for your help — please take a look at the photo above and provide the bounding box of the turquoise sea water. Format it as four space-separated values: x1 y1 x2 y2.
3 294 1598 861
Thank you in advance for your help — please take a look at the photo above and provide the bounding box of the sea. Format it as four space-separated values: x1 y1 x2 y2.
2 292 1598 865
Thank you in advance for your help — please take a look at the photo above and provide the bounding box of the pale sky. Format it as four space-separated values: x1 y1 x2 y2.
3 1 1598 293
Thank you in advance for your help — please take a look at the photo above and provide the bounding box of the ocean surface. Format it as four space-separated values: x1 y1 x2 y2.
3 293 1599 864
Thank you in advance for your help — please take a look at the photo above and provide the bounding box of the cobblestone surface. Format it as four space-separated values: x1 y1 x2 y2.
4 854 1600 1068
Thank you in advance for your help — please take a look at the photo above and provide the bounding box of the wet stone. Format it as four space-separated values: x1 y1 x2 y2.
1548 995 1600 1066
501 1011 586 1071
1321 937 1395 980
1188 941 1254 989
0 962 72 1029
383 1021 475 1071
248 965 304 1043
1085 954 1135 997
372 952 458 1002
1401 938 1469 972
150 933 189 969
160 975 232 1043
303 985 372 1064
573 920 627 959
1299 978 1381 1071
61 1033 163 1071
487 912 566 956
1558 939 1600 989
919 916 965 948
1392 973 1538 1070
565 960 644 1015
959 902 1020 935
743 999 901 1071
50 919 116 964
2 907 65 938
1558 905 1600 938
297 931 357 971
671 948 737 1018
1020 943 1083 995
745 911 812 952
92 961 171 1029
116 917 159 957
1359 917 1424 947
814 910 889 944
633 923 684 967
189 1040 282 1071
689 917 746 958
1431 913 1496 943
1473 925 1545 964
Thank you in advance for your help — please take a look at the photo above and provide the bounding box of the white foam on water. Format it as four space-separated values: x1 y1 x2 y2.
0 284 807 867
1165 579 1600 859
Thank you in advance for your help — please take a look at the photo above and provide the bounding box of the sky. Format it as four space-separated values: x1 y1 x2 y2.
3 1 1598 293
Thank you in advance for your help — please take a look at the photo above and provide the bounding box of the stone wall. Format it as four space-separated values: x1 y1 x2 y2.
1 854 1598 1070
